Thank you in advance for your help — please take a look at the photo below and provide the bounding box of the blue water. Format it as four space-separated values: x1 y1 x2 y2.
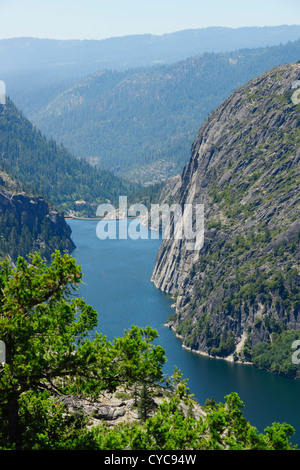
68 219 300 445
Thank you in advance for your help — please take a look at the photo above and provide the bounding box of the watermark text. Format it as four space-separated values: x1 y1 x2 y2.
96 196 204 251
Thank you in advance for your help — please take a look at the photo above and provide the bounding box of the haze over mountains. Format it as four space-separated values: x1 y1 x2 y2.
2 26 300 73
2 25 300 116
31 38 300 183
0 24 299 260
0 18 300 424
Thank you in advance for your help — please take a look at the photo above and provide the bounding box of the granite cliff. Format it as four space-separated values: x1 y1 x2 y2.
152 63 300 377
0 169 75 262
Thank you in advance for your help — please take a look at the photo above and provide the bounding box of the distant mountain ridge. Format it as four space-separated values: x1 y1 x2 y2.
2 25 300 118
31 39 300 183
1 26 300 74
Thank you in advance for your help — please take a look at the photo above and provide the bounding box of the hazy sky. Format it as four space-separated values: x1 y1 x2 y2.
0 0 299 40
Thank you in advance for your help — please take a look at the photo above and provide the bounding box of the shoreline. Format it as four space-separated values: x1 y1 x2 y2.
65 216 138 221
65 215 161 233
65 216 101 220
67 216 251 368
165 322 252 366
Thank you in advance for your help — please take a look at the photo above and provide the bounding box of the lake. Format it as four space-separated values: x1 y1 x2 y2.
68 218 300 445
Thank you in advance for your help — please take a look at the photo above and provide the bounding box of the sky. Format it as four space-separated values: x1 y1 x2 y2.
0 0 299 40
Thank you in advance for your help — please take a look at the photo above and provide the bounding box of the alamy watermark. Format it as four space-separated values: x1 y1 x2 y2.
0 80 6 106
95 196 204 251
0 340 6 365
292 340 300 365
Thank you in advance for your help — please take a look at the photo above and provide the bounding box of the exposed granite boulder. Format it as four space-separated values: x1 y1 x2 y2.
57 385 206 427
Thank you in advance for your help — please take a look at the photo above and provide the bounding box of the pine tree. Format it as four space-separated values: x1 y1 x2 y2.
137 384 153 422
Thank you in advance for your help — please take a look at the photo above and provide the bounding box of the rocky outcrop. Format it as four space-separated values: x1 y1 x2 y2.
58 394 127 422
0 170 75 261
57 385 206 428
152 63 300 368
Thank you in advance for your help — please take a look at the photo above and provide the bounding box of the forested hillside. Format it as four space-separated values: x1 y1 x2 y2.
0 168 75 261
0 99 140 217
32 39 300 183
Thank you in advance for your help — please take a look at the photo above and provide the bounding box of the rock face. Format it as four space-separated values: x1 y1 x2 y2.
57 385 206 428
0 170 75 261
152 63 300 365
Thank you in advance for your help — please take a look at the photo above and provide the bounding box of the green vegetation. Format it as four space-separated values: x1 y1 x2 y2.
0 201 73 262
0 252 165 448
252 331 300 378
137 383 154 422
79 386 296 451
0 99 141 217
163 63 300 376
173 226 300 369
0 100 163 261
0 169 75 262
32 40 300 181
0 252 297 450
